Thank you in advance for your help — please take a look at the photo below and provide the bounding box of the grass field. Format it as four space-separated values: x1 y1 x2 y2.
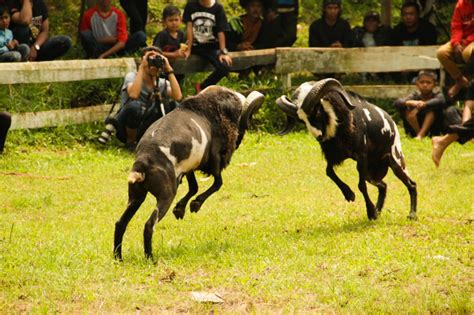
0 125 472 313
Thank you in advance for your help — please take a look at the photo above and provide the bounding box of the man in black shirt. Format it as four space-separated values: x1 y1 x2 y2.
308 0 353 48
390 0 437 46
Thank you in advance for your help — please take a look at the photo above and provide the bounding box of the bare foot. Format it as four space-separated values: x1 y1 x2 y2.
431 136 446 168
448 76 469 98
415 135 423 140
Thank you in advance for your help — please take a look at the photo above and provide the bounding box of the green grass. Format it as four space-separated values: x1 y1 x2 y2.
0 125 473 313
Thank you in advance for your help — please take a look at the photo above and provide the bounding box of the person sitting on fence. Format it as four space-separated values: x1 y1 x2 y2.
0 111 11 154
390 0 437 47
119 0 148 35
308 0 353 48
9 0 71 61
432 81 474 167
79 0 146 59
255 0 298 49
183 0 232 93
152 5 186 85
436 0 474 99
394 70 446 139
0 4 29 62
98 47 182 151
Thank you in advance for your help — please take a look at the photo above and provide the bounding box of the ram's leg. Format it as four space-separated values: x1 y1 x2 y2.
369 180 387 214
173 173 198 220
144 169 177 259
357 160 377 220
190 174 222 213
114 183 147 261
390 158 417 220
143 196 174 259
326 164 355 202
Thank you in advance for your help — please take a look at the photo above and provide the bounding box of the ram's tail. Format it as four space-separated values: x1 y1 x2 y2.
128 160 147 184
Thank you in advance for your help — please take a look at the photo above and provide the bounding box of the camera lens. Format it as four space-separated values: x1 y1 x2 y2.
148 55 164 68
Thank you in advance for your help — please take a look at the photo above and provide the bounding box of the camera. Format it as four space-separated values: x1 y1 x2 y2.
147 55 164 68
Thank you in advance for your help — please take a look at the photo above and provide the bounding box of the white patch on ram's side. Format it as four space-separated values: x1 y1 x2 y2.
391 124 407 171
321 99 338 139
363 108 372 121
297 108 323 139
159 118 208 178
294 82 316 107
374 107 394 137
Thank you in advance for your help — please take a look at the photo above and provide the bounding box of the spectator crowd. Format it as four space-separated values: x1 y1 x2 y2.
0 0 472 166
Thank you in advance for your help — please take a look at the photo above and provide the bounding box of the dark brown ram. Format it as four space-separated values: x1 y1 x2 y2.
114 86 264 260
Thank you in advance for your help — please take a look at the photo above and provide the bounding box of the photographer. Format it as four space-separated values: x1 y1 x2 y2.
99 46 182 151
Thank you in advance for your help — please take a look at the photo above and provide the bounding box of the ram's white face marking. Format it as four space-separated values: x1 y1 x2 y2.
159 118 208 178
363 108 372 121
297 108 323 139
374 107 394 137
321 99 338 139
294 82 316 107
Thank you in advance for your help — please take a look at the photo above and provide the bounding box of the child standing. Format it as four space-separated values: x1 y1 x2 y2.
153 5 186 84
394 70 446 139
0 4 29 62
183 0 232 93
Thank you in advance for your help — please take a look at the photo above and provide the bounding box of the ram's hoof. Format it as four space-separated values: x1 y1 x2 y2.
173 206 185 220
344 190 356 202
367 212 378 220
190 200 202 213
407 212 417 220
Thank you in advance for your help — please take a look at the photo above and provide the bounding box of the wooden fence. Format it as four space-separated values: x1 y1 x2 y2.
2 45 441 130
275 45 441 96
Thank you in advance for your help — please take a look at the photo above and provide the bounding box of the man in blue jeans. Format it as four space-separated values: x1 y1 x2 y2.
9 0 71 61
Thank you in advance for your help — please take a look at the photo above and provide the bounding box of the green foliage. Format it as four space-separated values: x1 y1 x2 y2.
0 127 472 313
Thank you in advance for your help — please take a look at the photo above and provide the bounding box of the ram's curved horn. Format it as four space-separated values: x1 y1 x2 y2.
241 91 265 129
300 78 355 115
276 95 299 118
276 95 299 135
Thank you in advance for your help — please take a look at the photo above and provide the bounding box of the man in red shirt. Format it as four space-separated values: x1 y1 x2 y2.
79 0 146 58
437 0 474 98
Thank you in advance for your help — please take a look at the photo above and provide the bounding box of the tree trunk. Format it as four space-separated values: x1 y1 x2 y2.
381 0 392 27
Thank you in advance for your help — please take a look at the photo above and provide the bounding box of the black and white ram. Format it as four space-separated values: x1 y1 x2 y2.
277 78 417 220
114 86 264 260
